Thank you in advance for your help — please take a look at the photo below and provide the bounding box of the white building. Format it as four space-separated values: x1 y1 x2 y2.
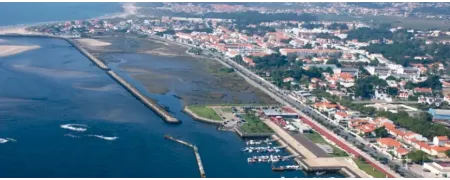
365 66 391 78
423 162 450 177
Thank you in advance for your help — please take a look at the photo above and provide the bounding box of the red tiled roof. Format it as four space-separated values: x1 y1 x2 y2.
377 138 402 148
414 87 432 93
335 111 348 118
437 136 449 141
431 145 450 152
396 147 409 155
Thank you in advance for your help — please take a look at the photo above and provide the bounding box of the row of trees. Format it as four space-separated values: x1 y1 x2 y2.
316 33 341 40
346 27 393 42
376 110 449 139
202 11 318 24
328 23 349 30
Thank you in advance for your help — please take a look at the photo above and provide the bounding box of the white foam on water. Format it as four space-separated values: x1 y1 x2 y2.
0 138 15 143
60 124 87 132
88 135 118 141
64 134 80 138
5 138 16 142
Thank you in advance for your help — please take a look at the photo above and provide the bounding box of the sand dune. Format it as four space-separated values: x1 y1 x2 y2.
76 38 111 47
0 45 40 57
12 64 97 78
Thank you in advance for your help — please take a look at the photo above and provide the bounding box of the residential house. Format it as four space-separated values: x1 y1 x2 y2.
283 77 295 83
279 48 342 57
395 147 409 159
434 136 449 146
334 111 349 121
377 138 402 150
414 87 432 94
314 101 337 112
398 90 410 100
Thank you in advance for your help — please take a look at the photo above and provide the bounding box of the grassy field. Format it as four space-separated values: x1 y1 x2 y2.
303 131 348 157
239 114 273 134
353 158 387 178
187 105 222 121
319 14 450 30
221 107 233 113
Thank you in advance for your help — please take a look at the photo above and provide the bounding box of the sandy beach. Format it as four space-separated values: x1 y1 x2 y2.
0 2 138 35
0 45 40 57
0 27 44 35
76 38 112 47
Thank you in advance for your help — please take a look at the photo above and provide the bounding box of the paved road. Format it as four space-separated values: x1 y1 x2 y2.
287 131 330 157
151 36 412 178
210 52 402 178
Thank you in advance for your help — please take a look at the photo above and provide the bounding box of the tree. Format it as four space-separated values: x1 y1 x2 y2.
326 59 342 67
386 76 397 81
407 150 431 164
303 43 313 49
328 23 349 30
369 59 380 66
354 76 388 99
374 127 389 138
405 81 416 90
387 87 399 96
417 75 442 90
446 150 450 158
280 38 293 44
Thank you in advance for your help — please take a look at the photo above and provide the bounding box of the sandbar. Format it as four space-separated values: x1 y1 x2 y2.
0 45 40 57
75 38 112 47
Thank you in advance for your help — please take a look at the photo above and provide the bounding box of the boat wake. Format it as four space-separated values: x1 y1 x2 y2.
88 135 118 141
64 134 80 138
0 138 16 144
60 124 87 132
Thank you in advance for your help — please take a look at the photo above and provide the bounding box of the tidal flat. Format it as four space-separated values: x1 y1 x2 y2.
80 36 278 106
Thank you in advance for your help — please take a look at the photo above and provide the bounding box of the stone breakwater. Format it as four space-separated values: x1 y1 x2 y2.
0 34 180 124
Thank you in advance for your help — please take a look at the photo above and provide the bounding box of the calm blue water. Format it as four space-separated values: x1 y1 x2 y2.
0 37 344 178
0 3 122 26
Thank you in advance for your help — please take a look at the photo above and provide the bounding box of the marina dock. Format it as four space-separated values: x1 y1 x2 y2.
265 120 370 178
164 135 206 178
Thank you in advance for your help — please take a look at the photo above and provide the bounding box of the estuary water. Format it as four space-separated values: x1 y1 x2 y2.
0 37 343 178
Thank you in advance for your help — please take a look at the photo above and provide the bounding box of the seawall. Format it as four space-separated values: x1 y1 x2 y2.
0 34 180 124
183 107 222 125
164 135 206 178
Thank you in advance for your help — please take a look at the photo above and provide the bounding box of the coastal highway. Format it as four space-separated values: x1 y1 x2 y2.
221 57 400 178
195 49 402 178
149 36 410 177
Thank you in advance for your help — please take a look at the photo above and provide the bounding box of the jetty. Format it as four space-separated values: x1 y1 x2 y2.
71 38 180 124
164 135 206 178
0 34 180 124
107 71 179 123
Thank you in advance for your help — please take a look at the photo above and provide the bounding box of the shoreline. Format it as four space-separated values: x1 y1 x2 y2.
0 45 41 57
0 2 138 35
0 34 180 124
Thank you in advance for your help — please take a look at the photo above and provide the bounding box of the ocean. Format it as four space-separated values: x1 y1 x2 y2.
0 3 343 178
0 3 122 26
